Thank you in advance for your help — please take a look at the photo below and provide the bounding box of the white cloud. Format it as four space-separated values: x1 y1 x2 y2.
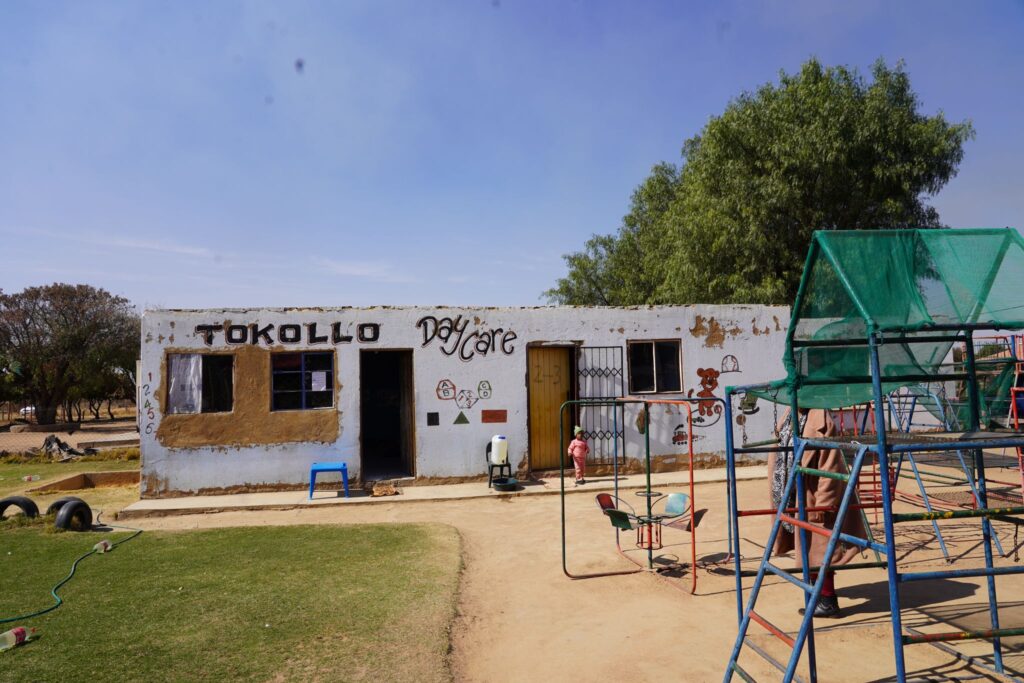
315 257 418 284
101 236 213 258
0 225 215 260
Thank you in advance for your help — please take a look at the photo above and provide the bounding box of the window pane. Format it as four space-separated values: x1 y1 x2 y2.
304 353 333 372
273 372 303 392
272 353 301 370
628 343 655 393
272 392 302 411
201 355 234 413
306 391 333 409
167 354 201 414
655 341 681 393
271 352 334 411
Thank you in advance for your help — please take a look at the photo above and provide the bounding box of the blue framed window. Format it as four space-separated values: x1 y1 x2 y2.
271 352 334 411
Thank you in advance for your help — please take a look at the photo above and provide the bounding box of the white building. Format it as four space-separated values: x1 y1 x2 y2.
139 305 788 497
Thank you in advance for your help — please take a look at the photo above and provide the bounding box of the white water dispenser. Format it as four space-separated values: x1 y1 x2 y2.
490 435 508 465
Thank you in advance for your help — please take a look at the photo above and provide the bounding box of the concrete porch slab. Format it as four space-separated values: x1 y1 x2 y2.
118 465 767 519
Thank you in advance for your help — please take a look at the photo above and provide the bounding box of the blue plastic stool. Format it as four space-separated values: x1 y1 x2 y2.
309 462 350 499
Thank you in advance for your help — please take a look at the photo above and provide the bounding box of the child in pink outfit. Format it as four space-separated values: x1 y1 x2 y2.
567 426 589 485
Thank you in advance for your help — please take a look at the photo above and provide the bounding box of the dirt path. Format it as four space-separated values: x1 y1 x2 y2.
0 418 138 454
130 479 1020 682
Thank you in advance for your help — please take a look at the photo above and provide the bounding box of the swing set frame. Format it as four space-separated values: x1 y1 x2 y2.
558 396 720 594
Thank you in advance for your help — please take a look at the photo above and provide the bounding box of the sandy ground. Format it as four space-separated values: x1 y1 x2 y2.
125 475 1024 682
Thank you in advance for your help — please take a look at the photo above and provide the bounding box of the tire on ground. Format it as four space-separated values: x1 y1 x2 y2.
46 496 86 516
54 500 93 531
0 495 39 519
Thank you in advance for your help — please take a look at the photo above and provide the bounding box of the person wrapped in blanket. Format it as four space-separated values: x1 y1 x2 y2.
768 409 867 618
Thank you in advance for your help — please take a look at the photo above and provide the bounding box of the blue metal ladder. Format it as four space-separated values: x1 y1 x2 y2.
724 443 880 682
725 435 1024 682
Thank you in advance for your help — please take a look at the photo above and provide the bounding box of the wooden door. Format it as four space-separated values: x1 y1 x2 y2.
528 347 573 470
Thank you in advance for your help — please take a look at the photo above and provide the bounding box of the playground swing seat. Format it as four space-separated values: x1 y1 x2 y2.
654 492 691 525
595 493 635 526
606 508 636 532
595 492 691 550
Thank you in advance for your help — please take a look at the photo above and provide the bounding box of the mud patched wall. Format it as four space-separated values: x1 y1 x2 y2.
155 345 339 449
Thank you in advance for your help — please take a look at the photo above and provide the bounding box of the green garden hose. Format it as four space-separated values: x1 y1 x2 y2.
0 514 142 624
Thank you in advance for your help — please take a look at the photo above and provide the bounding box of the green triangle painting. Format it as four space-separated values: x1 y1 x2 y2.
454 411 470 425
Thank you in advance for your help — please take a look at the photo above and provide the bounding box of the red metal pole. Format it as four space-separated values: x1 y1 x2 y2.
1013 387 1024 505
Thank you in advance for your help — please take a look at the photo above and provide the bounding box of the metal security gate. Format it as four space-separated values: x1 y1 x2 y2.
577 346 625 465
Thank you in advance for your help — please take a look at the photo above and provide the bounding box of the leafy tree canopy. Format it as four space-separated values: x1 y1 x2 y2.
546 58 974 306
0 352 21 404
0 284 140 424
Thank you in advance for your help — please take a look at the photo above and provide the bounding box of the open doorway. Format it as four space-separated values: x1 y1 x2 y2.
360 350 416 480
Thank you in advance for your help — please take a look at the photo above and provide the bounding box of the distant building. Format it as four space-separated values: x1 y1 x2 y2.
139 305 788 497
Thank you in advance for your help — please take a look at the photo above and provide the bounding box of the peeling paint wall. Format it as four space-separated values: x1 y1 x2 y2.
140 305 789 496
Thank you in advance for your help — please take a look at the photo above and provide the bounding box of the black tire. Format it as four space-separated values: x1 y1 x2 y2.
54 500 93 531
0 496 39 519
46 496 86 516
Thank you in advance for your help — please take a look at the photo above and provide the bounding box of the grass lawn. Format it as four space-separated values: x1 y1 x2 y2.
0 457 139 499
0 523 462 682
0 454 141 518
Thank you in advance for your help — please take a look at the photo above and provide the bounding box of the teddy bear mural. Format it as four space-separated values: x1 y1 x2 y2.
687 367 724 426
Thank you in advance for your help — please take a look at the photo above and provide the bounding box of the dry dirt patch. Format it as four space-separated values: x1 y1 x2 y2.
130 479 1019 682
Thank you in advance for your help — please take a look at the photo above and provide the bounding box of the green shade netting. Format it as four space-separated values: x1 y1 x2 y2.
908 359 1018 430
750 228 1024 409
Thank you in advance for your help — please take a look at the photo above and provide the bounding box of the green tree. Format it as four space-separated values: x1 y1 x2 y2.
0 284 140 425
0 352 23 406
547 58 974 305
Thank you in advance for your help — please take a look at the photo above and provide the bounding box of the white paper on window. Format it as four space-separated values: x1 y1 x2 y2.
167 354 202 414
311 371 327 392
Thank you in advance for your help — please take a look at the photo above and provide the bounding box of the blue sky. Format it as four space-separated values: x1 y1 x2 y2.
2 1 1022 310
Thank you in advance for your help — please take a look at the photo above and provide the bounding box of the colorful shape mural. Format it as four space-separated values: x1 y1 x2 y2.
480 409 507 423
455 390 479 410
477 380 493 399
436 379 456 400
